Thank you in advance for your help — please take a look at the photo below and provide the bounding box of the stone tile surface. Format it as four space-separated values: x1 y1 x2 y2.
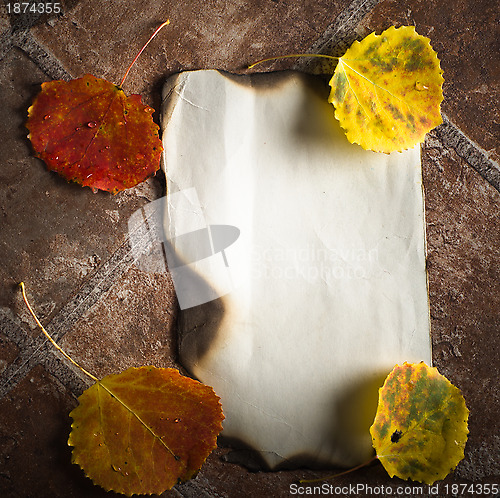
0 48 160 321
0 365 80 497
1 0 58 33
60 267 178 379
358 0 500 164
422 132 500 481
0 0 499 496
0 332 18 376
30 0 345 110
0 10 9 36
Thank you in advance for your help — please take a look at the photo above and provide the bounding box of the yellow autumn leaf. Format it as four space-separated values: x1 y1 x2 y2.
329 26 444 153
370 362 469 485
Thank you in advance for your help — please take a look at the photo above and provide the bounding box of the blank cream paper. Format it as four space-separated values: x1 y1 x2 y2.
161 70 431 469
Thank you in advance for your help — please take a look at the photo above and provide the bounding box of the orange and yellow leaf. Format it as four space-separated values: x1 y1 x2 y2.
68 366 224 496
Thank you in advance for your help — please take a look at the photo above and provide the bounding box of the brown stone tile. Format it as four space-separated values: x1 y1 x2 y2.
183 445 487 498
423 132 500 481
0 364 108 497
0 48 162 323
60 266 178 380
0 10 10 36
0 364 186 498
0 332 18 376
2 1 498 494
0 365 189 497
29 0 346 109
358 0 500 164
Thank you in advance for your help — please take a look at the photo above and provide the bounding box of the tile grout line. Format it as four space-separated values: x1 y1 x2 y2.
1 16 72 79
293 0 384 71
13 29 73 80
0 310 33 352
293 0 500 194
0 223 153 400
0 327 89 399
0 4 495 494
0 0 386 410
436 114 500 193
0 30 14 61
6 1 497 195
0 15 161 399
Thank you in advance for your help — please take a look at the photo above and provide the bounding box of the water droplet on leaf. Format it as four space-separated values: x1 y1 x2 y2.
415 81 428 91
87 121 97 128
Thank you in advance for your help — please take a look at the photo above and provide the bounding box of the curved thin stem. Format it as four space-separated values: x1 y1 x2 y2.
119 20 170 88
299 455 379 484
248 53 339 70
19 282 98 382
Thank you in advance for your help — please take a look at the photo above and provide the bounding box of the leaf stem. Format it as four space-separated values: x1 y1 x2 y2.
299 455 379 484
19 282 98 382
248 53 339 70
119 20 170 88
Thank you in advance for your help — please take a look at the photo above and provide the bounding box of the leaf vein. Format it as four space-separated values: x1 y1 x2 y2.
99 382 178 460
340 58 417 114
339 59 370 119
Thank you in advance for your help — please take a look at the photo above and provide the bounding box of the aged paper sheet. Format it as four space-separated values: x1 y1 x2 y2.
161 70 431 468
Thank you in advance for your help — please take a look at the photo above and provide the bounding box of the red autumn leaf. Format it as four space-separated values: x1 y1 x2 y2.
26 74 162 194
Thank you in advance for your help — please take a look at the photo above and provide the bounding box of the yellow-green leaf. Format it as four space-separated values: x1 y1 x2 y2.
370 362 469 485
68 366 224 496
329 25 444 153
